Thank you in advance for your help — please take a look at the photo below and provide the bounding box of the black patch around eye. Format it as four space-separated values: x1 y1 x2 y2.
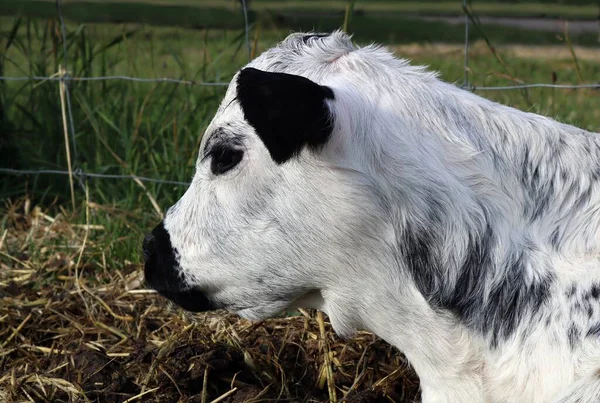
210 145 244 175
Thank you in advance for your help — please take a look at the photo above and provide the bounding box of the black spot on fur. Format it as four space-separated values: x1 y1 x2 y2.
481 250 550 347
521 145 555 221
591 167 600 182
586 322 600 337
403 226 439 299
558 136 567 148
521 146 531 185
549 228 561 249
566 284 577 298
568 324 581 348
236 67 335 164
403 223 551 347
591 284 600 299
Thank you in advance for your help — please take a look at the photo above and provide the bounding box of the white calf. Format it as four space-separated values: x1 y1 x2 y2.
144 31 600 402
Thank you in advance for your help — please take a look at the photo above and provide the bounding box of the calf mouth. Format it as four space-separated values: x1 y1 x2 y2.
155 287 214 313
144 265 216 313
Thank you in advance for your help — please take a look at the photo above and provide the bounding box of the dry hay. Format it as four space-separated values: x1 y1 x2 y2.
0 199 420 403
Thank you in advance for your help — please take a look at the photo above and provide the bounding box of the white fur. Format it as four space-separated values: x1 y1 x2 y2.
163 31 600 402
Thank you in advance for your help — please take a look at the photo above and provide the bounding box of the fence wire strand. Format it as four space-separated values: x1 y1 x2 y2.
0 168 190 186
473 83 600 91
1 75 596 90
2 1 598 194
0 75 230 85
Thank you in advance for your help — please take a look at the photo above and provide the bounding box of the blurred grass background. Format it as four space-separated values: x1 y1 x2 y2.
1 0 599 266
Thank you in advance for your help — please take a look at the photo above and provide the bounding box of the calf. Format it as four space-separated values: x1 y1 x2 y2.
143 31 600 402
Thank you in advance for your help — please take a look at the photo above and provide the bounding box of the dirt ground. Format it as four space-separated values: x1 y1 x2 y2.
0 201 420 402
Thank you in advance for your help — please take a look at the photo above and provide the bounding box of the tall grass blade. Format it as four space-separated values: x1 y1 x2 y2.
93 28 140 58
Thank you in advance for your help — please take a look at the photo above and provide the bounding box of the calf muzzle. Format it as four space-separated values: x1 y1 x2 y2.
143 221 213 312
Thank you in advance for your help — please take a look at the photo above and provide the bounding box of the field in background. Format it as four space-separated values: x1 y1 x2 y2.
2 0 599 20
1 0 599 45
1 1 600 401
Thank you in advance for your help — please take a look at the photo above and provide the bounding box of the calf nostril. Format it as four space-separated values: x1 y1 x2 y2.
142 233 156 261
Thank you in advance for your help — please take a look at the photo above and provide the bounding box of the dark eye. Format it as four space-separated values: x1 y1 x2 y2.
210 146 244 175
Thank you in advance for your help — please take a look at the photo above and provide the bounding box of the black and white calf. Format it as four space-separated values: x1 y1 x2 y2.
144 31 600 402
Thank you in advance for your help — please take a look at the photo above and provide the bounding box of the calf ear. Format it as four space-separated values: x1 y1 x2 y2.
236 67 335 164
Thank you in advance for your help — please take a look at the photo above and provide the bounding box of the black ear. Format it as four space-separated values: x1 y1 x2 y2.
236 67 335 164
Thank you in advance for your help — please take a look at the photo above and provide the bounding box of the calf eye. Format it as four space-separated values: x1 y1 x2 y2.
210 146 244 175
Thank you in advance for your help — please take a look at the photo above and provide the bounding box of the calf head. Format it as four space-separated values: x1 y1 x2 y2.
144 32 393 327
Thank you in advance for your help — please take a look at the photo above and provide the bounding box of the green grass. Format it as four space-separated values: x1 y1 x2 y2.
1 12 599 265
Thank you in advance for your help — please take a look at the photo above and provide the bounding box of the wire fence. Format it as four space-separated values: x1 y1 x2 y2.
0 75 230 85
1 0 599 195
